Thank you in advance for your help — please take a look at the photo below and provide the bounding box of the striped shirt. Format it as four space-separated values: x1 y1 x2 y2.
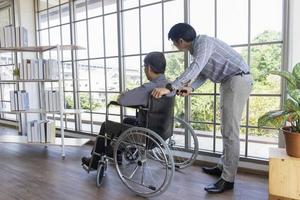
171 35 250 90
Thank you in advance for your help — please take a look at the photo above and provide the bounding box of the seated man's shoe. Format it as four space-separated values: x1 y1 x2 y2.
204 178 234 193
202 166 222 176
82 156 91 166
81 156 98 169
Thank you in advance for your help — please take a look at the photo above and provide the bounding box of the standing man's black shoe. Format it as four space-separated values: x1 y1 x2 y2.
204 178 234 193
202 166 222 176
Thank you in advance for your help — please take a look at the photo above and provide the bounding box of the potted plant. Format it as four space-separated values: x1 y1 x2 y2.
258 62 300 158
13 67 20 80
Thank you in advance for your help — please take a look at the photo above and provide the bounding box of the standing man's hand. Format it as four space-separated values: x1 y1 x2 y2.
151 88 170 99
176 86 193 97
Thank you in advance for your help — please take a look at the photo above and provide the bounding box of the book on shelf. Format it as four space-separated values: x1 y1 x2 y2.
15 26 28 47
3 25 15 48
27 120 55 143
0 25 28 48
19 59 59 80
45 90 60 112
10 90 29 111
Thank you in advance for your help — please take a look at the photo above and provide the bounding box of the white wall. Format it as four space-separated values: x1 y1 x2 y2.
288 0 300 70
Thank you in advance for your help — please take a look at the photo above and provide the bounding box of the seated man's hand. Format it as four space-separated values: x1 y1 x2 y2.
176 87 193 97
151 88 170 99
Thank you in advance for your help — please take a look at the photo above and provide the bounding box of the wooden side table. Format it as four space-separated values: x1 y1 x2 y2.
269 148 300 200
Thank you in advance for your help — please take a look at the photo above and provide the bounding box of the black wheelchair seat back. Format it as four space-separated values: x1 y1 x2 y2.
146 95 175 140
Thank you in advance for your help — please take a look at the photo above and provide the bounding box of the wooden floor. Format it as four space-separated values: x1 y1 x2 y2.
0 127 268 200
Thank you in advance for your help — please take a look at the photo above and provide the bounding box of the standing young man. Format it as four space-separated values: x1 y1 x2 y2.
152 23 253 193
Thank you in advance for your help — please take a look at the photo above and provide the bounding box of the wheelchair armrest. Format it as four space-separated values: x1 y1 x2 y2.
107 101 147 110
108 101 120 106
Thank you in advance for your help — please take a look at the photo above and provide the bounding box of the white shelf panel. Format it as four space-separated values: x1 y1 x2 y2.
0 45 84 53
0 135 89 147
0 108 86 114
0 79 59 83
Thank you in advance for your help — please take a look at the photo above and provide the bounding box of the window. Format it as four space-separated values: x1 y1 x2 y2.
35 0 285 160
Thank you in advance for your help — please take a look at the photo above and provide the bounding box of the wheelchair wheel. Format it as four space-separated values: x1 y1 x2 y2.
151 117 198 169
114 127 174 198
96 162 106 187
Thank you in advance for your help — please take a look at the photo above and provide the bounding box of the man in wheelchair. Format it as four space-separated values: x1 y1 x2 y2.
81 51 169 169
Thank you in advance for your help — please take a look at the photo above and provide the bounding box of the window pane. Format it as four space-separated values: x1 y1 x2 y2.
92 114 102 133
165 52 184 81
104 0 116 14
164 0 184 51
64 80 74 91
194 81 215 94
106 58 119 92
190 0 214 37
74 0 86 21
39 11 48 29
81 112 92 132
249 96 281 127
49 6 60 27
124 56 140 90
49 26 61 45
247 128 278 159
90 59 105 91
141 0 160 6
122 0 138 10
104 14 118 57
88 0 103 18
251 0 282 43
61 25 71 60
88 17 104 58
49 27 61 58
191 95 214 123
39 0 47 11
141 4 162 53
77 60 90 91
61 3 70 24
91 93 106 113
107 93 121 116
250 44 282 94
65 92 74 109
217 0 248 45
192 123 214 151
123 9 140 55
234 46 248 65
63 61 73 81
75 21 88 59
48 0 59 8
79 92 91 109
39 29 49 46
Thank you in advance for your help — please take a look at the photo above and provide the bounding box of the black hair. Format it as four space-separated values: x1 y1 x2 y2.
168 23 197 43
143 51 166 74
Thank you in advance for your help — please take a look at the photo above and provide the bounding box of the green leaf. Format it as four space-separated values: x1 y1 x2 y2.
270 70 297 89
292 63 300 83
258 110 289 128
284 98 299 112
289 89 300 104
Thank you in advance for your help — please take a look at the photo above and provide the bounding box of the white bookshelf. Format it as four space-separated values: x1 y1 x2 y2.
0 45 87 158
0 135 89 146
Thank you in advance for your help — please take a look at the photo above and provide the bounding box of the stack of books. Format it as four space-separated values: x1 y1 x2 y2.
0 25 28 47
27 120 56 143
10 90 29 111
45 90 60 112
19 59 59 80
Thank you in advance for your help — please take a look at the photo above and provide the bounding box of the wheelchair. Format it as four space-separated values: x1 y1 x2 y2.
82 96 199 197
